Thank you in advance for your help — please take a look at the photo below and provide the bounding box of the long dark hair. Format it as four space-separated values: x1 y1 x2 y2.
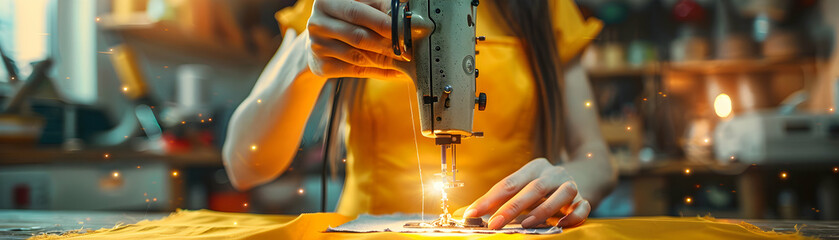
492 0 565 161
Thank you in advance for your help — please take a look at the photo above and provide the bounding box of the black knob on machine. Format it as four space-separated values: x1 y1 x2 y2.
477 92 487 111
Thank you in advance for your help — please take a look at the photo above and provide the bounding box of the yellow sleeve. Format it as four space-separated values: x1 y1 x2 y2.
552 0 602 63
275 0 315 36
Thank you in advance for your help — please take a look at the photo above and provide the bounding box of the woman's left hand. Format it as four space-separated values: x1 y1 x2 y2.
462 158 591 229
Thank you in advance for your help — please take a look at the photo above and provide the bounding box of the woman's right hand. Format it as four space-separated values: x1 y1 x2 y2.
306 0 407 80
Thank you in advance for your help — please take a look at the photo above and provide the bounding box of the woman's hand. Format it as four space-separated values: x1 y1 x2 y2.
463 158 591 229
306 0 407 80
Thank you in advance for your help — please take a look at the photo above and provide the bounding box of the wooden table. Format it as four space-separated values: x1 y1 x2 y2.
1 210 837 239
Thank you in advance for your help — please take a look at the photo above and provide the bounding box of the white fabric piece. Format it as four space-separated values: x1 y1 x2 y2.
326 214 562 234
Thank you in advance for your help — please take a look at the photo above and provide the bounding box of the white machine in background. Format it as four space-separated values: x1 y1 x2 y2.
714 111 839 164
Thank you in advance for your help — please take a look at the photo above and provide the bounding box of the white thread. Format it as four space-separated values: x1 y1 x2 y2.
406 82 425 221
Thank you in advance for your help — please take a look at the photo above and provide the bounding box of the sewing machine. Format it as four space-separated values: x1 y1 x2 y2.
391 0 487 228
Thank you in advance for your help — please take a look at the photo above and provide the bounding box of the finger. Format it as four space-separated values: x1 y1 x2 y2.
557 199 591 228
308 17 397 59
488 177 562 230
318 57 407 80
319 0 391 38
521 181 578 228
464 158 551 219
309 36 396 69
358 0 390 12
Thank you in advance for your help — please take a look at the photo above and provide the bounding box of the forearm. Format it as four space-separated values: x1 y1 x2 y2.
559 59 618 207
223 30 328 190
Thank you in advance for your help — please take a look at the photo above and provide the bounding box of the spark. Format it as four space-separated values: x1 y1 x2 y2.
112 171 120 178
257 99 262 104
243 203 248 207
626 126 631 131
586 153 593 158
684 168 691 175
685 196 692 204
181 121 186 124
171 171 179 177
95 17 100 22
109 48 113 52
298 188 305 195
250 145 257 151
780 171 788 179
730 156 735 160
342 158 347 163
642 98 647 101
703 138 710 143
585 101 592 108
833 167 837 173
233 221 238 225
123 87 129 92
209 118 213 122
830 108 835 113
104 153 110 159
201 119 205 123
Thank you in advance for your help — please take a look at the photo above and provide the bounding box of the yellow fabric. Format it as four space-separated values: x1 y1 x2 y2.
276 0 602 217
32 210 808 240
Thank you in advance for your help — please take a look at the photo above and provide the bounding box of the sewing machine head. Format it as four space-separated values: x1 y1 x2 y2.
391 0 486 227
391 0 486 142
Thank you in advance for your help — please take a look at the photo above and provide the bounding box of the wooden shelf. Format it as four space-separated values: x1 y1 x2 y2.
586 64 661 78
0 146 222 167
99 14 272 66
664 58 817 75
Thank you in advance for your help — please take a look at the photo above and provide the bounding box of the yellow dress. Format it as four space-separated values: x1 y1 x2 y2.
276 0 602 217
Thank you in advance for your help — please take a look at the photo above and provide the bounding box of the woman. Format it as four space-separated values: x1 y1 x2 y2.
223 0 616 230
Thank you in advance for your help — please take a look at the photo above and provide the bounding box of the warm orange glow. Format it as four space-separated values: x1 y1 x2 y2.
153 198 157 202
714 94 732 118
95 17 101 22
684 168 691 175
181 121 186 124
122 87 129 92
833 167 838 173
586 153 593 158
104 153 110 158
209 118 213 122
112 171 120 178
780 171 788 179
257 99 262 104
298 188 305 195
685 197 692 204
171 171 179 177
830 108 835 113
243 203 248 207
626 126 631 131
136 165 141 169
585 101 592 108
703 138 710 144
250 145 257 151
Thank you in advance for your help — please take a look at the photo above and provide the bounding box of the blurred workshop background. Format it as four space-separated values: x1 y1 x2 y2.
0 0 838 221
